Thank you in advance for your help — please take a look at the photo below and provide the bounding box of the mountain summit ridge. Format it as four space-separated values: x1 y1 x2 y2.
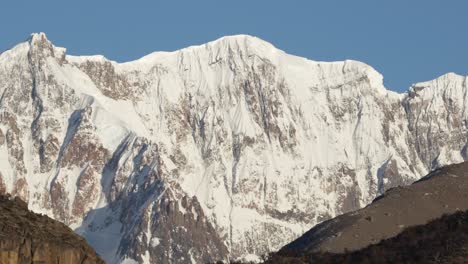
8 32 464 93
0 33 466 263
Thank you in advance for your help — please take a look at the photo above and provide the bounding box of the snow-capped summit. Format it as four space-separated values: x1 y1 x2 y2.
410 72 466 95
28 32 49 43
0 33 466 263
27 32 63 50
187 34 277 52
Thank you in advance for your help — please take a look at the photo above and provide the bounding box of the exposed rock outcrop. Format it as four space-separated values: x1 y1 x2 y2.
0 194 103 263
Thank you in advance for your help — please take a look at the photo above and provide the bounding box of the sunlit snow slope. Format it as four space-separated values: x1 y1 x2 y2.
0 33 466 263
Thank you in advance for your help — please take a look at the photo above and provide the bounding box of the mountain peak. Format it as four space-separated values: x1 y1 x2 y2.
213 34 258 41
26 32 67 60
0 32 55 61
211 34 269 45
409 72 467 96
120 33 282 69
204 34 279 55
29 32 50 45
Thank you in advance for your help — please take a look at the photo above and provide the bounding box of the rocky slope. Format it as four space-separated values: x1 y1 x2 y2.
268 209 468 264
0 33 466 263
0 194 103 263
278 161 468 255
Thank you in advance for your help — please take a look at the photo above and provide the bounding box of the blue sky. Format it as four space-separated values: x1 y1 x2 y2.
1 1 466 92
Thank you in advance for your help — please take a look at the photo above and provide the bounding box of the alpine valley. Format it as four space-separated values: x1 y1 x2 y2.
0 33 466 263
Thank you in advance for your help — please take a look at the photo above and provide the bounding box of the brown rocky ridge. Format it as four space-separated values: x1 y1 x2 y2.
266 209 468 263
0 194 104 264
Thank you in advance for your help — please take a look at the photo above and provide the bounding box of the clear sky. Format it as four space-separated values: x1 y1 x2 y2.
1 1 466 92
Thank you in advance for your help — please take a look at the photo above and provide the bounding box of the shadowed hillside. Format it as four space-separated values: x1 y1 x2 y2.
0 194 104 263
266 209 468 263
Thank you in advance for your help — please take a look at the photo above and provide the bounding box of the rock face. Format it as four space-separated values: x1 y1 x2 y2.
279 161 468 255
0 194 103 264
0 32 466 263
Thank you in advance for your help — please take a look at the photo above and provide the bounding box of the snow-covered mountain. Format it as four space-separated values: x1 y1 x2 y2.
0 32 466 263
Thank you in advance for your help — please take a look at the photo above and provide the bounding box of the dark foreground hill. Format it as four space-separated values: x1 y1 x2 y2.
265 161 468 263
0 194 104 264
266 209 468 264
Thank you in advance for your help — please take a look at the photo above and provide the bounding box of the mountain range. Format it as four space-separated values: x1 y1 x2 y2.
0 33 466 263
